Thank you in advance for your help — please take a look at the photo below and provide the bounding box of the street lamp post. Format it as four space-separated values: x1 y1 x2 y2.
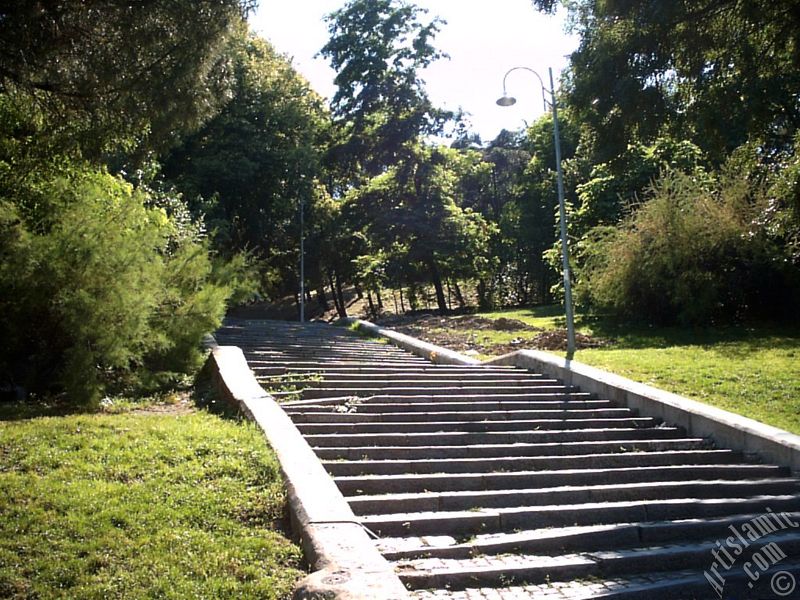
299 195 305 323
497 66 576 359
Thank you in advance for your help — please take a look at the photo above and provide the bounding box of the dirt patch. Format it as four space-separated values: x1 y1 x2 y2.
375 312 537 332
492 329 611 354
374 313 489 353
373 312 611 356
452 315 538 332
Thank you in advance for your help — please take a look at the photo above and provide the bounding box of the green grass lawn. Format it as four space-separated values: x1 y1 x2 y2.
475 306 800 435
0 403 303 599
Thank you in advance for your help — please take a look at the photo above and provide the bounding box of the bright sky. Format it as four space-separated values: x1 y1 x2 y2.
250 1 580 144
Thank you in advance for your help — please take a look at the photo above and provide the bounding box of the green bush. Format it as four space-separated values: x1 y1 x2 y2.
0 164 254 404
579 168 800 324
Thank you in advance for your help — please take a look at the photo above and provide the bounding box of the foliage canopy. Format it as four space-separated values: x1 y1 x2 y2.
0 1 255 157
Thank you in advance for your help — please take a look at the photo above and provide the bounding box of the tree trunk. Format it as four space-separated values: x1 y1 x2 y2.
366 291 376 316
477 279 490 310
445 280 453 311
453 279 466 308
399 286 406 312
335 272 347 317
429 261 448 314
317 285 329 311
541 271 550 304
293 292 301 321
328 271 343 317
407 285 418 311
376 287 384 311
392 289 399 314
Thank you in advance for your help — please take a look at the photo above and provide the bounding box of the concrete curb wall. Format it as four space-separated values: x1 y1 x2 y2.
206 345 409 600
348 320 800 474
341 318 480 366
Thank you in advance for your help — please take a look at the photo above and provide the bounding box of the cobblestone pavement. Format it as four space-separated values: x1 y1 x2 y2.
410 571 705 599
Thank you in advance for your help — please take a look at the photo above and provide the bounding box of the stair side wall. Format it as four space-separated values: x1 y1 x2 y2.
207 344 410 600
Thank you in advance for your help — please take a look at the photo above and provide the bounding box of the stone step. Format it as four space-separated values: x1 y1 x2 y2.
228 334 390 341
378 511 800 560
323 449 742 476
307 426 686 449
301 378 560 389
248 363 519 373
297 417 657 435
246 353 427 363
299 392 588 404
285 397 605 413
301 378 565 388
349 478 800 515
288 407 628 423
239 344 418 354
243 351 426 360
221 328 380 338
314 437 709 460
335 464 787 496
234 336 393 342
394 531 800 590
243 349 417 359
298 385 581 399
232 336 403 345
361 494 800 537
245 360 432 369
280 393 596 409
315 371 546 381
223 339 402 349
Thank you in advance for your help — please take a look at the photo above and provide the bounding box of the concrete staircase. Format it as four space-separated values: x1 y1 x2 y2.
216 319 800 599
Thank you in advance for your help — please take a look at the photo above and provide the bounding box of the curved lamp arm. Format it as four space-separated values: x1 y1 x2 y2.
498 66 551 110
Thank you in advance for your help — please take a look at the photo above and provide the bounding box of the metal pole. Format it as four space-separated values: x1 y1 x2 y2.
548 67 576 359
300 196 305 323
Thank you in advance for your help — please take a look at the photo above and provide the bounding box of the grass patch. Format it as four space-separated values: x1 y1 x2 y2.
0 402 303 599
477 305 567 331
570 323 800 436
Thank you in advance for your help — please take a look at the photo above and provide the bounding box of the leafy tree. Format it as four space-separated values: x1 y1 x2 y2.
513 113 581 305
320 0 450 180
0 161 251 403
579 167 800 324
162 34 329 299
345 145 493 313
0 0 253 158
560 0 800 162
482 130 531 221
573 137 710 236
0 4 261 403
529 0 560 12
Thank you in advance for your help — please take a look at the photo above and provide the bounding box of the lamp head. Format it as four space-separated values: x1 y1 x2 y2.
496 94 517 107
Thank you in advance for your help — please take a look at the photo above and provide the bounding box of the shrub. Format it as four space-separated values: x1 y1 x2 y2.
579 168 800 324
0 164 253 404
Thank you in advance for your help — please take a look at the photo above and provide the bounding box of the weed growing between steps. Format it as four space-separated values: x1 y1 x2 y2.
0 401 303 599
259 373 324 403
